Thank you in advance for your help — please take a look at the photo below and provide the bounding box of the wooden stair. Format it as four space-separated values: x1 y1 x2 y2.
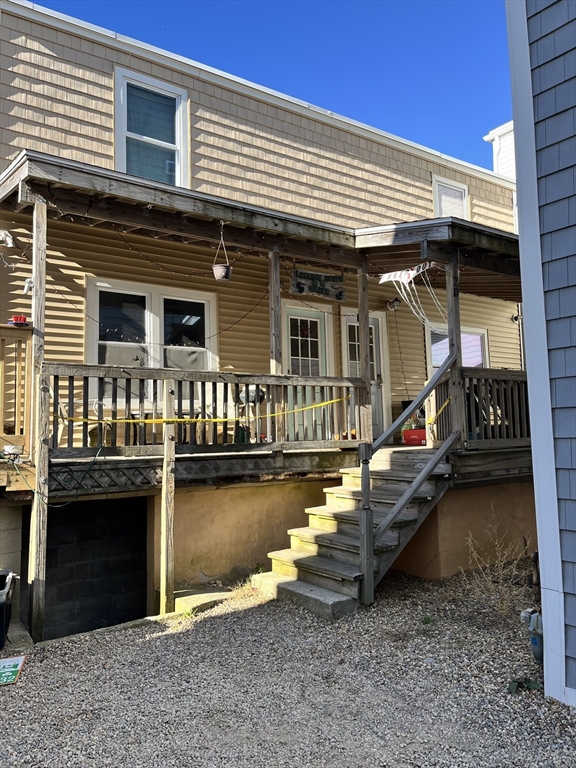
252 445 452 618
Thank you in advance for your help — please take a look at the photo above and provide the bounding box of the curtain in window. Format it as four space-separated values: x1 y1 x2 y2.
126 138 176 185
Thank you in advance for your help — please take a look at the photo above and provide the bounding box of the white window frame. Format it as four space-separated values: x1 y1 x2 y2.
114 67 190 188
425 324 489 378
85 277 218 370
432 175 469 220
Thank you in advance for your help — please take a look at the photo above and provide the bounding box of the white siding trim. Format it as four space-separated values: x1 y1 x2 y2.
506 0 566 704
0 0 516 190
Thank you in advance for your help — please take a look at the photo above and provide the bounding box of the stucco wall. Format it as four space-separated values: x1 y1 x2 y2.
150 479 339 590
393 480 537 580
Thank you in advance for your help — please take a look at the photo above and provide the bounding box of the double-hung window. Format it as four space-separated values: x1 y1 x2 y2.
433 175 469 219
115 68 189 187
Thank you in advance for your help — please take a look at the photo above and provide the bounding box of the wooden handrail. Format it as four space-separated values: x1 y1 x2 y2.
373 430 460 543
42 363 365 389
462 367 526 381
372 352 457 453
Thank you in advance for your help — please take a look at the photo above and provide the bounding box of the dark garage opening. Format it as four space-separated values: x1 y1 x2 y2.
20 497 148 640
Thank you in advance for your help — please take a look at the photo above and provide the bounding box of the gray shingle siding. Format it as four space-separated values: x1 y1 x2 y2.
528 0 576 690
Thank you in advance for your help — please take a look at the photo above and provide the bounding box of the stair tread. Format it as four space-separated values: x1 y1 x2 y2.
325 486 431 502
288 526 398 552
251 573 357 619
268 548 363 581
306 504 418 525
340 467 448 479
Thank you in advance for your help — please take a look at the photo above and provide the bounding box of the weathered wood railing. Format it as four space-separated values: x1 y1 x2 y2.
0 324 32 455
427 367 529 449
42 363 368 455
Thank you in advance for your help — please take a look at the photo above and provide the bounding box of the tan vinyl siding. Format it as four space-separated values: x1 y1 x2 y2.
1 214 520 418
1 11 514 232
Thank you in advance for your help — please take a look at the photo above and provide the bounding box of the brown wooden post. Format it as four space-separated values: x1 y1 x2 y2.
28 368 50 643
445 261 466 448
357 262 372 441
18 187 48 462
268 246 282 375
160 380 176 614
268 246 285 442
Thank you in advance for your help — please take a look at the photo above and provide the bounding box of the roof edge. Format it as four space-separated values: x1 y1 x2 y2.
1 0 516 191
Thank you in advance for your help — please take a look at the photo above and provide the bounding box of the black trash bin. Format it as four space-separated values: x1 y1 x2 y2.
0 569 15 651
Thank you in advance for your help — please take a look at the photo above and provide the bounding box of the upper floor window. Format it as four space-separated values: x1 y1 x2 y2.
115 68 189 187
433 176 469 219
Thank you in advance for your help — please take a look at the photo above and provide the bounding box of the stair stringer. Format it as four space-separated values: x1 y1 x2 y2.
373 479 450 586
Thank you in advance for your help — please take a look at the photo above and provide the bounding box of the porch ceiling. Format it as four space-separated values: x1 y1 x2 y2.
0 150 521 301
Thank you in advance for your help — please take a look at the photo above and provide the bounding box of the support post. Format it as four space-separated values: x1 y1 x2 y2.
357 262 372 441
359 441 374 605
160 380 176 614
268 246 282 375
445 261 466 448
27 192 47 463
28 369 50 643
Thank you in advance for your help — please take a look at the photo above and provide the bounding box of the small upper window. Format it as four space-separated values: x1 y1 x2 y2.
115 68 189 188
433 176 469 219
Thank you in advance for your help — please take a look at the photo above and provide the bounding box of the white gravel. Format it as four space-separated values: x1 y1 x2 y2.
1 571 575 768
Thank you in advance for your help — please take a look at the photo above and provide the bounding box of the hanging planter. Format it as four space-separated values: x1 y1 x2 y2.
212 263 232 281
212 220 232 282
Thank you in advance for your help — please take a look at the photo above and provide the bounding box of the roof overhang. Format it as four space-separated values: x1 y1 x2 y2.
0 151 522 300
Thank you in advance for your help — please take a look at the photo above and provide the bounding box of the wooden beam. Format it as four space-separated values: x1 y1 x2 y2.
425 242 520 278
445 262 466 448
159 380 176 614
357 263 372 441
21 184 362 268
358 442 374 605
269 247 282 375
21 156 355 246
28 369 50 643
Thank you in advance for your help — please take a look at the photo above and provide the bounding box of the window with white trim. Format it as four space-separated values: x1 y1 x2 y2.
87 278 217 371
433 176 469 219
115 68 189 187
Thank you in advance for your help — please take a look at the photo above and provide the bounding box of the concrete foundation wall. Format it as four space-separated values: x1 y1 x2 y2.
150 478 338 590
0 504 22 615
393 480 537 580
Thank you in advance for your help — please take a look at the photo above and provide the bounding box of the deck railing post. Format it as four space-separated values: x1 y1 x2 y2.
445 261 466 448
160 379 176 614
358 441 374 605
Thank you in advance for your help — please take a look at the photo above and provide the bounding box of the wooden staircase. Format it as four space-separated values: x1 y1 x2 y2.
252 444 453 618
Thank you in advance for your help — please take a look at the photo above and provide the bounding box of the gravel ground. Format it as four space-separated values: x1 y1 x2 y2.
1 571 575 768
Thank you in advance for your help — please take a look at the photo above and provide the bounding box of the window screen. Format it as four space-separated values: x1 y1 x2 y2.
126 83 177 185
437 183 466 218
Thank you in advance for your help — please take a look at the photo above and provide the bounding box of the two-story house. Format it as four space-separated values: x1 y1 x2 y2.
0 0 534 640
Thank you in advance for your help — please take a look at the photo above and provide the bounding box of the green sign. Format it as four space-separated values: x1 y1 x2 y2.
290 269 346 301
0 655 26 685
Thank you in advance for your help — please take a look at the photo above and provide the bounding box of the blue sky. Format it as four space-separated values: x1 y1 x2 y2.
37 0 512 169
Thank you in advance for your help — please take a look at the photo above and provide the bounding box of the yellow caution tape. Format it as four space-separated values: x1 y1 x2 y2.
54 395 350 426
426 395 451 426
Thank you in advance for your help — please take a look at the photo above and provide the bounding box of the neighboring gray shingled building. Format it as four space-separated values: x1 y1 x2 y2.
507 0 576 706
